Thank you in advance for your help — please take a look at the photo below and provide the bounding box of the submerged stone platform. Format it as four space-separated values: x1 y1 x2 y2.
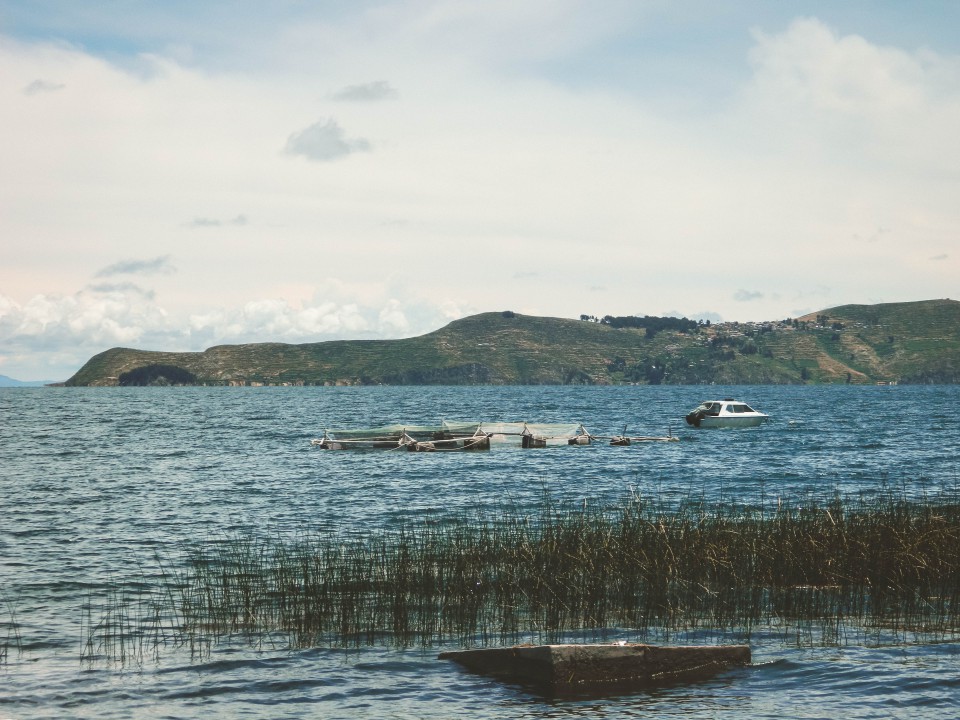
439 643 751 694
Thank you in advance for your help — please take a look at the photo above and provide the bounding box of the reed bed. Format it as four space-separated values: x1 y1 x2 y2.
154 490 960 653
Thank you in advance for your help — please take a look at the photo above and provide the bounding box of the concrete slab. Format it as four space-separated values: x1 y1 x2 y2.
439 643 750 695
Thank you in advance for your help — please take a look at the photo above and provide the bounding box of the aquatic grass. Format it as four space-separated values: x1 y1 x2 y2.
80 563 191 666
81 582 148 665
82 488 960 661
0 590 23 664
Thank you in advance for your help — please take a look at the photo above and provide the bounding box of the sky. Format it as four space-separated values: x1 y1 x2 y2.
1 1 958 381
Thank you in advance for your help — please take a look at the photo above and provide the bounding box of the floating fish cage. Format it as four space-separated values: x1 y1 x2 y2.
311 421 677 451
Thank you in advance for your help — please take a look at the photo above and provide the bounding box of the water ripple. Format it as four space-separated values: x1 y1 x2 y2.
2 385 960 719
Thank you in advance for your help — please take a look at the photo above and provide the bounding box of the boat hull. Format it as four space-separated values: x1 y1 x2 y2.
694 415 767 428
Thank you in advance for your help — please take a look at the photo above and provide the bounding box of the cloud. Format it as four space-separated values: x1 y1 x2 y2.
734 290 764 302
693 311 724 324
185 215 248 228
747 18 958 116
0 291 169 357
378 299 409 334
23 79 65 95
87 282 156 299
283 119 371 162
95 256 176 278
744 18 960 173
0 284 455 380
180 295 458 352
930 254 948 261
331 80 398 101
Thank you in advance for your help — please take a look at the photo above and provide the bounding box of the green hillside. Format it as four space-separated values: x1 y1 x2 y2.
64 300 960 386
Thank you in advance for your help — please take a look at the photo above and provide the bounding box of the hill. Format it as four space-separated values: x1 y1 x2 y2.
0 374 57 387
64 300 960 386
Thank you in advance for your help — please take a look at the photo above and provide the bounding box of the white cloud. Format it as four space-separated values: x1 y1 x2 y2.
693 311 724 324
95 256 176 278
0 289 167 376
378 299 409 334
0 284 453 379
331 80 398 101
743 18 960 172
749 17 960 114
184 215 248 228
23 78 65 95
283 119 371 161
87 281 156 298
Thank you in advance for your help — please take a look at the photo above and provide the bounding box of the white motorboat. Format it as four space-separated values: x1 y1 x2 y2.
684 399 769 428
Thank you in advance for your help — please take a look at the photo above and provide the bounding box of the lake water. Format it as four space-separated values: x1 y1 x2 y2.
1 384 959 718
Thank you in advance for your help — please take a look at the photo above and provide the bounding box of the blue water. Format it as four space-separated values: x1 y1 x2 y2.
1 385 959 718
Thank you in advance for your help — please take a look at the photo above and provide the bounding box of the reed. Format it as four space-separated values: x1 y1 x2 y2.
0 590 23 664
84 488 960 660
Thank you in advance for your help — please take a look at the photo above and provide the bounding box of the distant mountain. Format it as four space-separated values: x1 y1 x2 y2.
65 299 960 387
0 375 56 387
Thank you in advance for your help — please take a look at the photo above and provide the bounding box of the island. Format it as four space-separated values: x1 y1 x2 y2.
65 299 960 387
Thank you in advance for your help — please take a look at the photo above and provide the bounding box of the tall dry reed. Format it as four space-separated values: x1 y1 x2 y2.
152 489 960 653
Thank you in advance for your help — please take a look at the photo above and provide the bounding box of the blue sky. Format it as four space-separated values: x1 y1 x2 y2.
1 1 958 380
